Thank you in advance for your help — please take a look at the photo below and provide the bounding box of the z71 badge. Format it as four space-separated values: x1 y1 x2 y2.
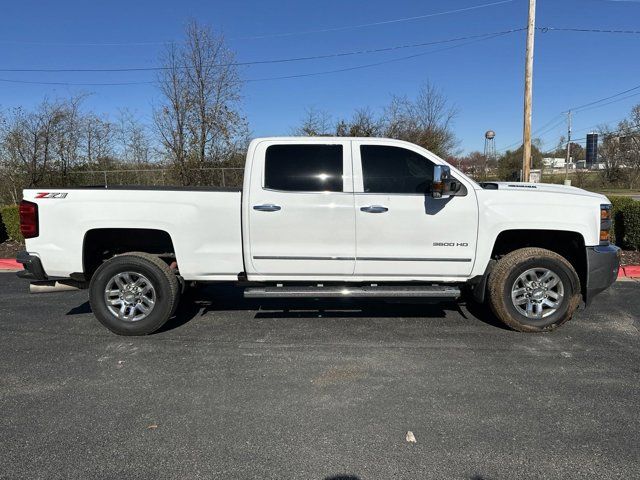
35 192 68 199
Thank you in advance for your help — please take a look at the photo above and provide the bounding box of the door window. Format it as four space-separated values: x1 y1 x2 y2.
360 145 434 194
264 144 343 192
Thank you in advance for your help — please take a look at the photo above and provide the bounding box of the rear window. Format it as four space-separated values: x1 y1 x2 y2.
264 144 343 192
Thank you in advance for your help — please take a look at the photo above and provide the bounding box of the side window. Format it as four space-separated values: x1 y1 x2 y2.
360 145 435 194
264 144 343 192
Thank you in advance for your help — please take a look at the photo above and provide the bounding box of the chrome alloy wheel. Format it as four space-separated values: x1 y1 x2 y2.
104 272 156 322
511 268 565 319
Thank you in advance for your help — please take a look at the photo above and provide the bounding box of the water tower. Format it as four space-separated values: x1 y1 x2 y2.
483 130 496 179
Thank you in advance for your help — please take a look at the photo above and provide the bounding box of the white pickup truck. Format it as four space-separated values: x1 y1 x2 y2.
17 137 620 335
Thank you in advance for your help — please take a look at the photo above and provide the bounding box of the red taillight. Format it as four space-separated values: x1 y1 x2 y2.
19 200 39 239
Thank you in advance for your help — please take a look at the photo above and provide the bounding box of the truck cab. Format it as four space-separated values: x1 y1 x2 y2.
243 137 476 281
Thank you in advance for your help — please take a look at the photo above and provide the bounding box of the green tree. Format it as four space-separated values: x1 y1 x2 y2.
497 144 543 181
550 137 584 161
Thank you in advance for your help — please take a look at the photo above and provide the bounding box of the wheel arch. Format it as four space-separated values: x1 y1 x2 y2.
473 229 587 303
82 228 176 279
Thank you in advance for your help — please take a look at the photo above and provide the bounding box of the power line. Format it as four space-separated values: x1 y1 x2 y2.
497 114 565 153
246 31 516 82
0 78 154 86
0 31 519 87
499 82 640 152
2 17 637 48
238 0 517 40
0 1 516 46
538 126 640 156
529 115 566 138
569 85 640 112
0 28 525 73
539 26 640 35
553 126 640 148
580 92 640 113
572 118 627 135
0 39 170 47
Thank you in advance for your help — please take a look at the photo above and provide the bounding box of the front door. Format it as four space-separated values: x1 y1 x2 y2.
247 140 355 276
352 141 478 278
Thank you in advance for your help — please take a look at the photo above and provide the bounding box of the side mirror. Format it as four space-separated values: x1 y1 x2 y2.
431 165 459 198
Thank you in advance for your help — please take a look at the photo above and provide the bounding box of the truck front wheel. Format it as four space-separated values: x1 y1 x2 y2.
89 252 180 336
487 247 581 332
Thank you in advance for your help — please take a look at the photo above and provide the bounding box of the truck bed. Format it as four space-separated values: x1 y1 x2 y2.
22 187 244 281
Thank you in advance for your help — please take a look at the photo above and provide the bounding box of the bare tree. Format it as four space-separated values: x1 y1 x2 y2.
598 125 625 184
455 151 487 178
53 95 85 178
0 94 129 195
117 109 152 165
383 82 458 157
618 104 640 188
0 109 22 203
0 99 67 187
154 42 191 183
82 113 114 167
294 83 457 155
294 107 333 136
154 20 247 185
335 107 383 137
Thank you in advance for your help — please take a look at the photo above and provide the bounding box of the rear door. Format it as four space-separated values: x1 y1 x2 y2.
353 141 478 278
246 139 356 276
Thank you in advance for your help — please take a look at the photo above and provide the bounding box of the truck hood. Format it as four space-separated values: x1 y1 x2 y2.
480 182 608 201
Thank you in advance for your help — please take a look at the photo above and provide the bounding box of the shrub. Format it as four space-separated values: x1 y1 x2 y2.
0 211 6 242
0 205 22 242
621 201 640 251
609 196 635 247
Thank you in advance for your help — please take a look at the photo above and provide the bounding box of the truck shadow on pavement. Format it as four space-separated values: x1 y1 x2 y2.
66 284 509 333
156 284 510 333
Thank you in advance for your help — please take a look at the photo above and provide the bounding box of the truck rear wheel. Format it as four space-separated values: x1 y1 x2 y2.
89 252 180 336
487 247 581 332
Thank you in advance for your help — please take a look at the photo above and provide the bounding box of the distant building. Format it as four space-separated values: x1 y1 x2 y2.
529 169 541 183
543 157 575 169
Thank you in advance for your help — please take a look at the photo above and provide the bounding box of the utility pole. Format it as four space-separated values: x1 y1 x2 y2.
522 0 536 182
565 110 572 183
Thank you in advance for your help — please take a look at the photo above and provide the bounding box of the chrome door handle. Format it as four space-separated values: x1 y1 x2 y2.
253 204 281 212
360 205 389 213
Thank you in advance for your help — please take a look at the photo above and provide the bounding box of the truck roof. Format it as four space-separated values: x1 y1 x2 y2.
251 136 411 143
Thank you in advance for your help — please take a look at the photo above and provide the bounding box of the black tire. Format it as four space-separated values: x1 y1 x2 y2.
89 252 180 335
487 247 581 333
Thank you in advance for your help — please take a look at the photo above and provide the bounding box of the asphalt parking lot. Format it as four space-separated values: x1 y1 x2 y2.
1 273 638 479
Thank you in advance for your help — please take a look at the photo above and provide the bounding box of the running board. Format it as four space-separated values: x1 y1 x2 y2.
243 285 461 299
